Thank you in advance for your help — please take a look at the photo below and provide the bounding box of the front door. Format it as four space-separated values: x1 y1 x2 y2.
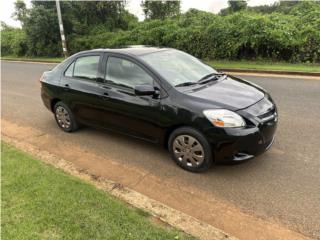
98 54 166 142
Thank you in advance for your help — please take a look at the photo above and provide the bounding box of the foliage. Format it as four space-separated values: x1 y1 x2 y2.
6 0 138 57
1 24 27 56
248 0 320 15
61 1 138 35
12 0 28 25
141 0 181 20
1 1 319 63
220 0 248 15
23 2 62 56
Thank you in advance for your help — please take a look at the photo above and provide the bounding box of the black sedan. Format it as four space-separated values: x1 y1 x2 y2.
40 46 277 172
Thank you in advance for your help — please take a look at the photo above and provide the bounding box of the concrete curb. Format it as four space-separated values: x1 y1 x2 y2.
3 135 238 240
218 68 320 77
2 59 319 77
1 59 59 65
223 71 320 80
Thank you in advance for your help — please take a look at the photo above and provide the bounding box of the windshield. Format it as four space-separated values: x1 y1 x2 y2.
140 50 217 87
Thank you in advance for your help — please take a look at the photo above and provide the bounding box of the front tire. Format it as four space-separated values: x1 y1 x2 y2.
168 127 213 172
54 101 78 132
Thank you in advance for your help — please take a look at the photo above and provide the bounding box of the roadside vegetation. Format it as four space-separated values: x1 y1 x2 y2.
1 0 320 66
206 60 320 73
2 55 319 73
1 142 195 240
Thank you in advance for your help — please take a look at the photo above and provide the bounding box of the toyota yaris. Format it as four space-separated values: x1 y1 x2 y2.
41 46 278 172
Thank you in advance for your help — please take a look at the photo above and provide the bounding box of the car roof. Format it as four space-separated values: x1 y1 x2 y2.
81 45 170 57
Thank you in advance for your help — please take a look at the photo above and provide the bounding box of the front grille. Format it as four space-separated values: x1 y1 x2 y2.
244 96 277 124
258 107 277 123
245 96 273 116
258 107 275 119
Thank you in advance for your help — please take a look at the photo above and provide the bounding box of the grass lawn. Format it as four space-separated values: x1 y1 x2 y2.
2 55 319 73
207 60 320 73
1 142 195 240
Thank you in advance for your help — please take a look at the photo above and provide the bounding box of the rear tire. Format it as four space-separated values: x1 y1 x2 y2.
168 127 213 172
54 101 79 132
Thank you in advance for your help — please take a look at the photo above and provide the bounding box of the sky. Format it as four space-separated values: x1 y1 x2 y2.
0 0 277 28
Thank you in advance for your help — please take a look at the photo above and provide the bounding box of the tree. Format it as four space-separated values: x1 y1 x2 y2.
141 0 180 20
22 1 61 56
248 1 301 14
229 0 247 12
220 0 247 15
12 0 28 26
12 0 137 56
65 1 136 33
1 21 10 30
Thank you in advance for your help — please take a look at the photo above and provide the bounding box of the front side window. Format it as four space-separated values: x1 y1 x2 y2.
73 55 100 80
105 57 153 89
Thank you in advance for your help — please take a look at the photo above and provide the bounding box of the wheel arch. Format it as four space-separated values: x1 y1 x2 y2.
163 124 191 149
50 98 62 112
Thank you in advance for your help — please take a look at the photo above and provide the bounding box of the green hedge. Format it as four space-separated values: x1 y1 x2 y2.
67 5 320 63
2 2 320 63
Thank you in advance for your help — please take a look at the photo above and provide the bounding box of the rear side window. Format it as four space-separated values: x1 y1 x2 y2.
65 62 74 77
72 55 100 80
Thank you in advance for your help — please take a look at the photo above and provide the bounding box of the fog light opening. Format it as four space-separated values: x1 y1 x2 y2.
233 152 254 161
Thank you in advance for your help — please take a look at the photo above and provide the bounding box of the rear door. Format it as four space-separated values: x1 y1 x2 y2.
60 53 107 126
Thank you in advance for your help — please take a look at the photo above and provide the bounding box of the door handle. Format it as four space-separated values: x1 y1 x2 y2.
63 84 70 91
100 92 110 100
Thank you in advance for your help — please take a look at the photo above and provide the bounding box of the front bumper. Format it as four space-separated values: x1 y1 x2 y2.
204 113 277 163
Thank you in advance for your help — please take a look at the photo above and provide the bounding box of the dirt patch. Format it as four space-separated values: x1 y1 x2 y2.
1 119 312 240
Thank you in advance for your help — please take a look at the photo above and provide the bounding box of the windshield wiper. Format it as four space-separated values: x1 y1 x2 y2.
175 73 227 87
197 73 227 84
198 73 217 82
175 82 197 87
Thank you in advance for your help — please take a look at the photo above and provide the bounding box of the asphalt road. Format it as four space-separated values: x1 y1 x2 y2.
2 61 320 239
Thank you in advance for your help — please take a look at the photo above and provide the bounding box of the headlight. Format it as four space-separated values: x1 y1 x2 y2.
203 109 246 128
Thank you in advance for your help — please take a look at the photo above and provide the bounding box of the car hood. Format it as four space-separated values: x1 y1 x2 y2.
183 76 265 110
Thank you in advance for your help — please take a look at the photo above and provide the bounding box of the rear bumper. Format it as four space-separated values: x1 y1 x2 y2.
204 121 277 164
41 86 53 112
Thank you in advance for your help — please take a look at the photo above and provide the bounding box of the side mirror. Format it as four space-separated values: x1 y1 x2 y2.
134 84 157 96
